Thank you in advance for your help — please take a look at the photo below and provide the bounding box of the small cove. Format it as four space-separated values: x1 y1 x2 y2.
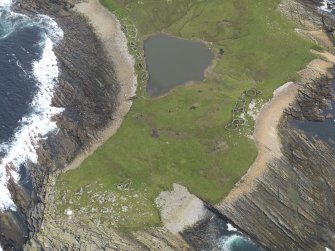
182 214 262 251
292 80 335 146
144 33 261 251
144 33 213 97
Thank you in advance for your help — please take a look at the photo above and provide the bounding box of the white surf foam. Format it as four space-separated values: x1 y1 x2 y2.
0 2 64 211
227 223 238 232
34 14 64 43
0 0 12 9
320 0 334 13
219 234 248 251
219 234 241 251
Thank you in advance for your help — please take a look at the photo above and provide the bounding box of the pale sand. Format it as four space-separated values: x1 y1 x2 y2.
224 81 297 204
224 52 334 204
155 184 208 234
296 28 334 49
62 0 335 232
65 0 137 171
310 49 335 64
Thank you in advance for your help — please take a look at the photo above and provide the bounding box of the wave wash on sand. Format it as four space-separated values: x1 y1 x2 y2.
0 0 64 211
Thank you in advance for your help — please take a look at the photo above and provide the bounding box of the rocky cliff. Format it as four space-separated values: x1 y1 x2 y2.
1 0 120 249
2 0 335 250
218 2 335 250
1 1 192 250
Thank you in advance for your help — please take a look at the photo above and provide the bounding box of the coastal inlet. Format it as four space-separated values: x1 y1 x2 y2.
144 33 261 251
0 0 63 219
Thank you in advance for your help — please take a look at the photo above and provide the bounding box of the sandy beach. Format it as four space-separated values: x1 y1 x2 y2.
65 0 137 171
224 81 298 204
46 0 335 238
224 51 335 204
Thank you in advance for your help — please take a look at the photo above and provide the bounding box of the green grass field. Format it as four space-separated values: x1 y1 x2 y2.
56 0 315 231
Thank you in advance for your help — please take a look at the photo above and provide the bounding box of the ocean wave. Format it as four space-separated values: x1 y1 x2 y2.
0 1 63 43
0 10 30 39
218 234 257 251
33 14 64 43
227 223 238 232
0 0 64 210
319 0 335 13
0 0 12 9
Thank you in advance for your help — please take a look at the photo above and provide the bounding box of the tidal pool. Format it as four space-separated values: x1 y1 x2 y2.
144 33 213 97
292 80 335 146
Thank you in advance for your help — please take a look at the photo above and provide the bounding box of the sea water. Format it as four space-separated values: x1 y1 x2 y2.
182 215 262 251
0 0 63 211
293 80 335 146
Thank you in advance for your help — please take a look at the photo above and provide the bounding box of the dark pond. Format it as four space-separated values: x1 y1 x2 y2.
292 80 335 146
144 33 213 97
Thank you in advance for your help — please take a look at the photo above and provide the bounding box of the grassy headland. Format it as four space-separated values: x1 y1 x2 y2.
56 0 315 230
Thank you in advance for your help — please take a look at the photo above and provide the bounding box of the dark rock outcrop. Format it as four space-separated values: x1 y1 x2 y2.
3 0 335 250
285 77 335 121
216 2 335 250
220 126 335 250
0 0 120 250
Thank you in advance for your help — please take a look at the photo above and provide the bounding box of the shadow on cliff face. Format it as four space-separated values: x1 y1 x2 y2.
291 79 335 146
181 213 262 251
214 1 335 249
219 76 335 250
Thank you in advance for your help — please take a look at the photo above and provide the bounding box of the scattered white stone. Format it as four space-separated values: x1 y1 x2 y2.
156 184 208 234
65 209 73 217
247 100 259 120
122 206 129 212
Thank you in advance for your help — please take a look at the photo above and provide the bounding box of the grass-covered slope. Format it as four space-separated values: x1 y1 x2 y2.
56 0 314 230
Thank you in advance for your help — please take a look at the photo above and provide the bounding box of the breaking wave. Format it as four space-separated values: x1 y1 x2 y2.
218 234 259 251
319 0 335 13
0 0 63 210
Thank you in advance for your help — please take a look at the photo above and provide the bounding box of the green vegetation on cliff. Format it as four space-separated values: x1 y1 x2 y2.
56 0 314 230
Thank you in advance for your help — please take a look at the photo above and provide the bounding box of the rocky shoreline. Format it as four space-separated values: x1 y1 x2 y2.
218 1 335 250
1 0 130 249
1 1 190 250
1 0 335 250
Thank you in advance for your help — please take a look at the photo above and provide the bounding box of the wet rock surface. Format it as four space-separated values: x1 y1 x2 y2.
1 0 119 250
2 0 335 250
217 2 335 250
0 1 192 250
285 77 335 121
220 126 335 250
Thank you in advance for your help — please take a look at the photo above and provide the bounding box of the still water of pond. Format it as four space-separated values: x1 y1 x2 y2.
144 33 213 97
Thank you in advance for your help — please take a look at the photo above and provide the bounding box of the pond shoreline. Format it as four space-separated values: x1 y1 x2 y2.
5 0 335 250
144 33 214 97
